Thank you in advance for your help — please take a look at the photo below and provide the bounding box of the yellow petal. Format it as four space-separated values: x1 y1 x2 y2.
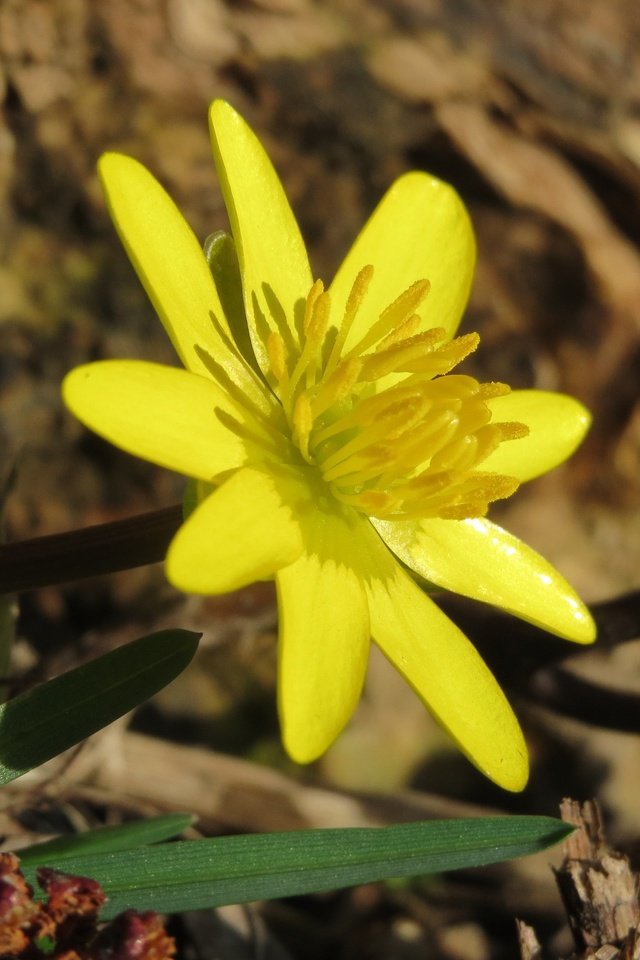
209 100 313 376
363 525 528 792
276 509 370 763
63 360 254 480
98 153 266 407
329 172 475 350
166 467 304 594
483 390 591 481
374 516 596 644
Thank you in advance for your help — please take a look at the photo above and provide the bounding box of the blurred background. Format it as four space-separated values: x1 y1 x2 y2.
2 0 640 956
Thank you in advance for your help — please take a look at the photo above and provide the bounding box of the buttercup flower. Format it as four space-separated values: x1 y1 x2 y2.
63 100 595 791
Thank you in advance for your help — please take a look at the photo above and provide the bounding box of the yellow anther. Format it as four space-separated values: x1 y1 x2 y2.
359 328 445 381
346 278 431 357
470 474 520 503
477 381 511 399
311 357 362 419
345 264 374 321
292 392 314 462
496 421 530 441
402 332 480 375
377 313 422 351
307 290 331 345
267 331 287 384
289 290 332 397
325 264 374 375
406 471 455 494
303 279 325 334
334 488 396 515
439 503 488 520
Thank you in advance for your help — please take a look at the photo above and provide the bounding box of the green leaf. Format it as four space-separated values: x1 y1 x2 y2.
19 813 196 866
22 816 572 918
0 630 199 785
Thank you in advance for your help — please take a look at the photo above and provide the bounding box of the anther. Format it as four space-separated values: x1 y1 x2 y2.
311 357 362 419
303 279 325 334
325 264 374 375
401 332 479 375
376 313 422 351
292 393 313 462
359 328 446 381
267 331 287 383
496 422 530 441
346 278 431 358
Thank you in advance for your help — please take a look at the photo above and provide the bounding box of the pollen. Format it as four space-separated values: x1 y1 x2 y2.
265 266 528 521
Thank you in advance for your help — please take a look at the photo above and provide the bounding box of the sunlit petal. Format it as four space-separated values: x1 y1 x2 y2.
166 466 305 594
98 154 266 409
375 515 595 643
483 390 591 481
209 100 313 376
362 524 528 792
329 172 475 350
276 509 370 763
63 360 258 480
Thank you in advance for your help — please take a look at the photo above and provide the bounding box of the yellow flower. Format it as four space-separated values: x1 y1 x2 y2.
63 100 595 791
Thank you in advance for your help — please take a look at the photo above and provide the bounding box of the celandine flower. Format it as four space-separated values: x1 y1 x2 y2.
64 100 595 791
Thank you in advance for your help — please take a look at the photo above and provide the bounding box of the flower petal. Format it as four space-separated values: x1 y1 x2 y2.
483 390 591 481
276 509 370 763
63 360 256 480
98 153 266 407
329 172 475 349
209 100 313 376
166 467 305 594
363 525 528 791
374 516 596 644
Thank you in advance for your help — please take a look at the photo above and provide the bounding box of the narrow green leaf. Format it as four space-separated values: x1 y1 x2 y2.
19 813 196 866
22 816 572 918
0 630 200 785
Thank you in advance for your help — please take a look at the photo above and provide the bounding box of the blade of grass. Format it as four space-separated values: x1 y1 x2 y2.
22 816 573 918
0 629 199 785
19 813 196 866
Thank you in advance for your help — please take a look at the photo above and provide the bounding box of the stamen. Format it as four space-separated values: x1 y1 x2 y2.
345 278 431 358
430 434 479 473
359 328 445 382
401 332 480 375
313 383 425 446
411 374 481 399
267 331 288 384
334 489 397 514
292 393 313 462
289 290 331 396
325 264 374 375
376 313 422 350
303 279 325 334
477 381 511 399
267 267 528 525
311 357 362 420
496 421 530 441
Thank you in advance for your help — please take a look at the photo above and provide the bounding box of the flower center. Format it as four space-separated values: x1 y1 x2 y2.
266 266 527 520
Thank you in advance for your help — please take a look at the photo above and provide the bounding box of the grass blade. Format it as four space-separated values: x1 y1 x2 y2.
19 813 196 865
22 816 572 918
